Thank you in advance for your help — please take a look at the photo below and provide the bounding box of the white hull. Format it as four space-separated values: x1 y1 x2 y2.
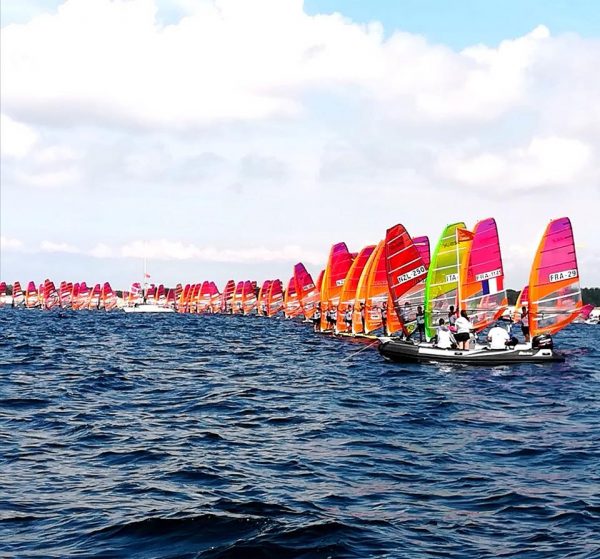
122 304 175 313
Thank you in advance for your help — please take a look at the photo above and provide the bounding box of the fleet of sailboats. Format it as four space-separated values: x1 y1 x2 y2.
0 217 590 365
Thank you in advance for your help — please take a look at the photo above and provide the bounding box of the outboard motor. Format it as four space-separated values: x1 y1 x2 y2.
532 334 553 349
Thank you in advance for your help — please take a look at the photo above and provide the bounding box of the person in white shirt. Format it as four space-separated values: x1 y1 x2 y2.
487 323 511 350
454 310 474 350
435 319 456 349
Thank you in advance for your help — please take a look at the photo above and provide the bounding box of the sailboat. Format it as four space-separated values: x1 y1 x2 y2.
379 218 579 364
122 259 174 313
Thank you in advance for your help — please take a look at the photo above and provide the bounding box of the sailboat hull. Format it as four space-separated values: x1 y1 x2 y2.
122 305 175 313
379 339 564 365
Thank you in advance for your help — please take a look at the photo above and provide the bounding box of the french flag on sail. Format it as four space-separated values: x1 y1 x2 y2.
482 276 503 295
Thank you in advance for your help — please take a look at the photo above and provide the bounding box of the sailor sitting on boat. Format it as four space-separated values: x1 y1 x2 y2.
435 319 457 349
487 322 512 349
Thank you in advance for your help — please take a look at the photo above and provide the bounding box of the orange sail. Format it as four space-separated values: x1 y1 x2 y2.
528 217 582 337
352 246 380 334
242 280 257 315
293 263 320 319
221 280 235 313
336 245 375 333
267 279 284 317
258 280 272 316
364 241 389 334
320 242 354 331
284 277 302 318
232 281 244 314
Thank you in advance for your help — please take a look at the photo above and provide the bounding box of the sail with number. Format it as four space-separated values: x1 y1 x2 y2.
528 217 582 337
458 218 507 331
424 222 468 339
267 279 284 317
336 245 375 333
284 277 302 318
320 242 354 331
384 225 429 335
242 281 257 315
293 263 320 319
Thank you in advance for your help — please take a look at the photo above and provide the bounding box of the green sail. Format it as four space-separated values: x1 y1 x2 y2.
424 222 467 339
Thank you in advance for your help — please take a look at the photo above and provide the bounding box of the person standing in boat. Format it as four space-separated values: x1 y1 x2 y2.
359 302 366 332
435 319 456 349
344 305 353 331
313 304 322 332
381 302 388 335
413 306 425 342
454 310 474 350
447 306 458 332
520 306 530 342
330 305 338 333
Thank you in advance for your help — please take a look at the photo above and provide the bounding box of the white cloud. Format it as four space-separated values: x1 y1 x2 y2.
89 243 114 258
437 135 594 191
1 236 25 251
40 240 80 253
1 1 599 284
0 114 38 157
119 239 322 264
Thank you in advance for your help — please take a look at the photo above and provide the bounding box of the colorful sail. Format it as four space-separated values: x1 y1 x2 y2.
528 217 582 336
12 281 24 307
364 241 392 334
43 279 60 310
352 247 380 334
221 280 235 313
384 225 429 335
242 281 257 315
458 218 507 331
320 242 354 330
231 281 244 314
0 282 6 307
294 263 320 319
284 277 302 318
258 280 272 316
424 222 468 339
102 282 118 310
267 279 284 317
336 245 376 333
25 281 39 308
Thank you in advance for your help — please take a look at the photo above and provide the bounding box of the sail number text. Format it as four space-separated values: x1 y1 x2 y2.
549 269 578 282
397 266 427 284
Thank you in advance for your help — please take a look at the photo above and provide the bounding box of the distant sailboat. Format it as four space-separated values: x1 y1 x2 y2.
122 258 174 313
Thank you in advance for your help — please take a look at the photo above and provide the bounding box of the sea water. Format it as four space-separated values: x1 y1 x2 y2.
1 309 599 558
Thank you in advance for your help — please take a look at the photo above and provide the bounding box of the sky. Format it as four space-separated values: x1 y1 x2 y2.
1 0 599 289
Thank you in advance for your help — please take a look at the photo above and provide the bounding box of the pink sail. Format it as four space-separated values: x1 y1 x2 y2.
242 280 257 315
459 218 507 331
320 242 354 330
12 281 25 306
293 263 319 319
221 280 236 313
267 279 284 317
102 282 118 310
258 280 272 316
25 281 39 308
43 279 60 310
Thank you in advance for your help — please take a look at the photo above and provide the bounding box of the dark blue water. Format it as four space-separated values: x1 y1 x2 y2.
1 309 599 558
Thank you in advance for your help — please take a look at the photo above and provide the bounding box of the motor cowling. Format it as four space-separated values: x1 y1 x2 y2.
532 334 553 349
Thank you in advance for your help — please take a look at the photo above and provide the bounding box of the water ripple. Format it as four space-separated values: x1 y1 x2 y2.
0 309 599 558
